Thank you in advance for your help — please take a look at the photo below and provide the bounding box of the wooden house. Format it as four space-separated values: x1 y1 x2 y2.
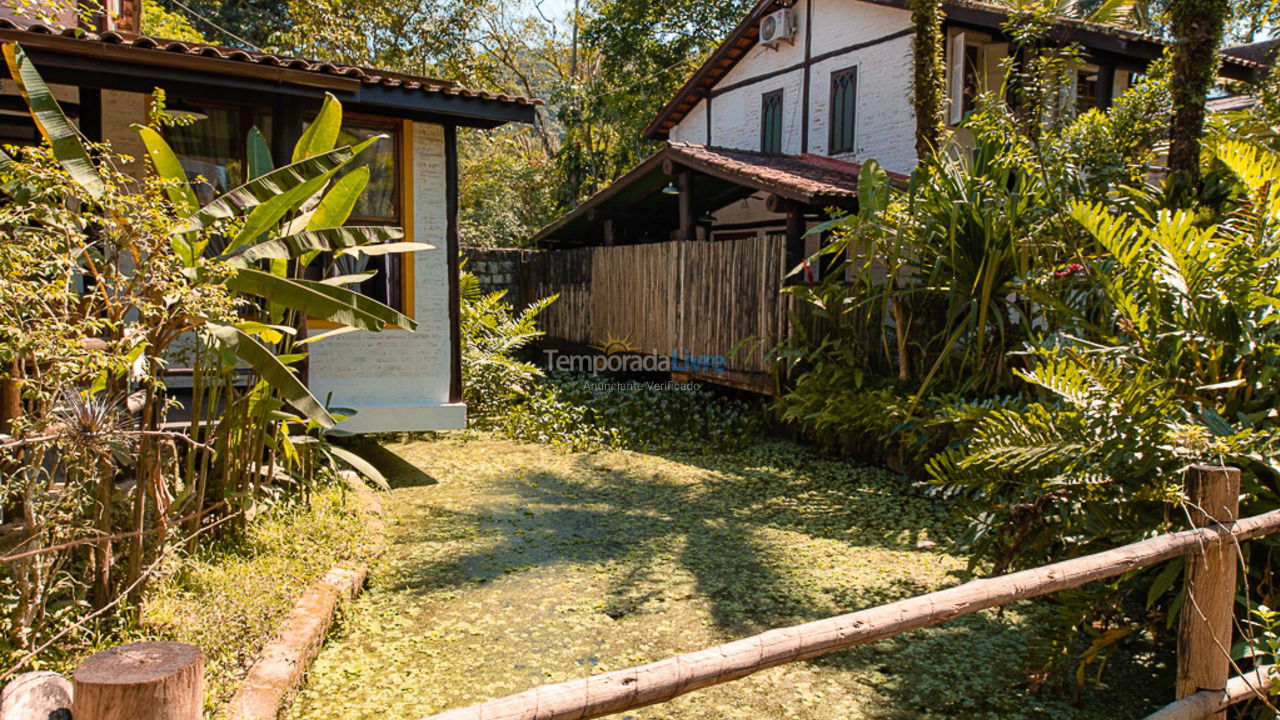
0 1 538 431
524 0 1265 392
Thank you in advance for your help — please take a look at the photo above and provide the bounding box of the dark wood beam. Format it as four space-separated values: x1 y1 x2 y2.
677 170 696 242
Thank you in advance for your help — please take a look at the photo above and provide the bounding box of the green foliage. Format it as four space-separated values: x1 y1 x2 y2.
459 269 555 417
498 371 763 454
141 0 206 43
0 47 419 665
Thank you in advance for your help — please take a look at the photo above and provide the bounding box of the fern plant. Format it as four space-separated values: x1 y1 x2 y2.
928 128 1280 688
459 268 556 419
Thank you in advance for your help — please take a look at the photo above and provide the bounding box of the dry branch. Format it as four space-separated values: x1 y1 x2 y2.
423 510 1280 720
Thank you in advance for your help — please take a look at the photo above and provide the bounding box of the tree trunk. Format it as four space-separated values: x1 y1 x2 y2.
1167 0 1229 205
910 0 945 159
73 642 202 720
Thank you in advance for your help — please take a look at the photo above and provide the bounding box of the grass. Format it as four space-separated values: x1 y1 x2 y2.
282 434 1170 720
101 483 380 714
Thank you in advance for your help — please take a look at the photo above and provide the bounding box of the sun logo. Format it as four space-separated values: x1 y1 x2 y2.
591 332 639 355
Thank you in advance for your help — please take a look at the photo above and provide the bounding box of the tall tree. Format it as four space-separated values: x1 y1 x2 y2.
1166 0 1229 204
910 0 945 159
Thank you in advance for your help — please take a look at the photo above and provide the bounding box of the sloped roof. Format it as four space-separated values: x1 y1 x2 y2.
644 0 1263 140
0 18 539 108
531 142 886 245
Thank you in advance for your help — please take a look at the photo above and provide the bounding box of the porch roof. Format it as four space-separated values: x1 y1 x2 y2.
0 19 539 127
530 142 887 246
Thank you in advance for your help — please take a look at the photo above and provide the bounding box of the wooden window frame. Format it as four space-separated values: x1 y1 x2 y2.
760 89 783 154
307 116 416 330
828 66 857 155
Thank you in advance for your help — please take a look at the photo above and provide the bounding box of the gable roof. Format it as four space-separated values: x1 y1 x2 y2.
531 142 894 246
0 19 539 125
644 0 1263 140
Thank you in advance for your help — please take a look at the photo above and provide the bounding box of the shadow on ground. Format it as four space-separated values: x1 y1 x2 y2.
285 436 1168 720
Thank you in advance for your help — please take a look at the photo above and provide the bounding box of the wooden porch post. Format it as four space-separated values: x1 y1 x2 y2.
677 170 696 242
767 194 807 284
1176 464 1241 717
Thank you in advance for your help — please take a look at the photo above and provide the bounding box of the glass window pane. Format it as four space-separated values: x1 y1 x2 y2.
167 106 243 206
336 124 397 220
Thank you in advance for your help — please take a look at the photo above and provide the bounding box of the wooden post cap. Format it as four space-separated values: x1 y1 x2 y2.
73 642 203 720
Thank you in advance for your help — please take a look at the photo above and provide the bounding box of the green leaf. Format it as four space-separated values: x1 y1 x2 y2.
226 267 411 331
343 241 433 256
228 170 344 252
181 146 357 231
4 42 105 198
247 127 274 180
290 276 418 330
1146 557 1183 610
307 166 369 230
229 226 404 264
327 444 390 491
293 92 342 163
204 322 335 428
132 124 199 212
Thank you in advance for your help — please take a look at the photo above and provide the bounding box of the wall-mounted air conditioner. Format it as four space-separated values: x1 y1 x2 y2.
759 8 797 49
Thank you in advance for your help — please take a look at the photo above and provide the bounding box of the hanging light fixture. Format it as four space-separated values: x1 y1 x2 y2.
698 212 717 223
661 181 680 195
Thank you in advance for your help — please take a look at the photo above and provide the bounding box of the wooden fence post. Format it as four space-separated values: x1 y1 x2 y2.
1176 464 1241 716
72 642 202 720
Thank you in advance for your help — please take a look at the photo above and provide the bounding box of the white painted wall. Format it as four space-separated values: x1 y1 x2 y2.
309 121 463 432
665 0 918 174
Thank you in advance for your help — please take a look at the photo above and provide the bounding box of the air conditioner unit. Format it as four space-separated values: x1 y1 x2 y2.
759 8 797 49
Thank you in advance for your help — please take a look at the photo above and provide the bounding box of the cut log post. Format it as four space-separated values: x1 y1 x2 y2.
73 642 202 720
0 671 72 720
1176 465 1241 718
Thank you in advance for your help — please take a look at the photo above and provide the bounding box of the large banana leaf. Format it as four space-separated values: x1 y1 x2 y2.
229 226 405 264
3 42 105 198
132 124 199 212
204 322 335 428
226 267 412 331
247 127 274 180
293 92 342 163
291 276 418 330
344 241 434 255
179 146 357 232
229 169 340 251
307 166 369 230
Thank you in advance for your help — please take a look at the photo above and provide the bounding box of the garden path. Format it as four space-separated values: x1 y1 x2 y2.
282 435 1163 720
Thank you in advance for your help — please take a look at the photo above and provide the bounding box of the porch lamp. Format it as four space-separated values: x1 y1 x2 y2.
661 181 680 195
697 212 717 223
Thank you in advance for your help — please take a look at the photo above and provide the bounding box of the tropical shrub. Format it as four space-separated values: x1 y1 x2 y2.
928 129 1280 688
459 269 555 418
0 43 416 663
498 371 762 453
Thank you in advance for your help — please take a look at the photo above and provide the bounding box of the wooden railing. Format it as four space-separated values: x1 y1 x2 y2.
20 466 1280 720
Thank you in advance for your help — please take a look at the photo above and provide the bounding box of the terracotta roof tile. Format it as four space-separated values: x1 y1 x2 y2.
0 18 541 107
669 142 901 199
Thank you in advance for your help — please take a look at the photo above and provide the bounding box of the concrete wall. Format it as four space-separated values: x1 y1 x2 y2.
309 121 463 433
666 0 918 175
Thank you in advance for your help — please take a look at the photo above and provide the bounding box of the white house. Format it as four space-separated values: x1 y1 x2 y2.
533 0 1263 262
0 0 538 432
523 0 1265 390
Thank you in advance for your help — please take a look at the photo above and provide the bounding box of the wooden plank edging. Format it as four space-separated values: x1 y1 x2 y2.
1143 665 1276 720
224 566 367 720
423 510 1280 720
